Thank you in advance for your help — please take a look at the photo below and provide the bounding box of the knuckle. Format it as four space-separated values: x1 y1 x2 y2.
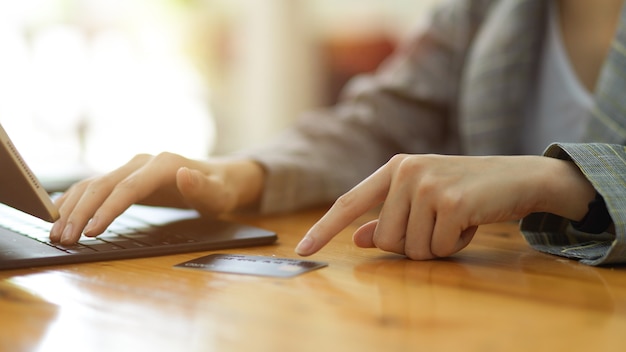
372 236 395 252
430 244 452 258
437 190 464 213
334 191 357 211
130 153 153 164
65 180 86 195
83 175 114 195
404 246 433 261
416 175 439 196
393 157 438 195
371 229 402 254
388 153 409 167
394 155 422 175
151 152 191 174
110 175 144 203
153 151 184 165
404 247 421 260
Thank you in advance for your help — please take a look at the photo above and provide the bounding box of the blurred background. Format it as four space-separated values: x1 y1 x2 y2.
0 0 441 187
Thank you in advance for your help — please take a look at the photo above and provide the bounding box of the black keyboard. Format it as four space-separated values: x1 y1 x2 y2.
0 202 277 270
0 202 202 253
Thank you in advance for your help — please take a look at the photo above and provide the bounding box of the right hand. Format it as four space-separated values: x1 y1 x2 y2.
49 152 265 245
296 154 596 260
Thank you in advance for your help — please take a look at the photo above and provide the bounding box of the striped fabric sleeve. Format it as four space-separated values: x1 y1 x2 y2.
520 142 626 266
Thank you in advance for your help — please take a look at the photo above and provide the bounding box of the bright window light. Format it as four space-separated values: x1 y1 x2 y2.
0 0 215 185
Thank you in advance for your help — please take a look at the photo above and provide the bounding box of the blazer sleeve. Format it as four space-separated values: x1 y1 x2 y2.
239 0 495 214
520 142 626 265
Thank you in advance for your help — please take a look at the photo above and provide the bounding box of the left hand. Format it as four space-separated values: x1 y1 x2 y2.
295 154 596 260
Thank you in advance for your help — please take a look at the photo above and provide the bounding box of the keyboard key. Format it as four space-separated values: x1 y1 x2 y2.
50 243 96 254
97 236 149 249
78 239 124 251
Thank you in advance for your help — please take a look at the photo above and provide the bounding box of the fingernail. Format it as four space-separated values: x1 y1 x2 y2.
180 167 196 186
50 221 63 242
60 223 74 244
83 217 97 236
295 236 314 256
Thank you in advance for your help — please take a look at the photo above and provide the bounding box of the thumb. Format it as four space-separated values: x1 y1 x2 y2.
176 167 237 216
352 219 379 248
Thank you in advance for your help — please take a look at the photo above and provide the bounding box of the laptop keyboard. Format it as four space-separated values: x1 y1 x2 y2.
0 202 201 254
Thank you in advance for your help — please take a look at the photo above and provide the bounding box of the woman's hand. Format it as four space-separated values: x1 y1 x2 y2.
296 154 596 260
49 152 265 245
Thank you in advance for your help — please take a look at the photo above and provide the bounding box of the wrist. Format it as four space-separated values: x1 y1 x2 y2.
537 157 596 221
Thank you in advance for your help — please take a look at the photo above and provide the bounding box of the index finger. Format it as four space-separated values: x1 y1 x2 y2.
85 154 189 235
50 155 151 243
295 164 392 256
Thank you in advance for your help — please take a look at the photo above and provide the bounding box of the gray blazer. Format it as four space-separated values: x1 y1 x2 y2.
244 0 626 265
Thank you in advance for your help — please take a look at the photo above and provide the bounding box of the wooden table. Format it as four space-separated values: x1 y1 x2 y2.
1 207 625 352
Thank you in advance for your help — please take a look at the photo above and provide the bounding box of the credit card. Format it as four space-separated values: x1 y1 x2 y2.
174 253 328 278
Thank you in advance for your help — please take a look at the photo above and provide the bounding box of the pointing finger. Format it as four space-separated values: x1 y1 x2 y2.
295 163 393 256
